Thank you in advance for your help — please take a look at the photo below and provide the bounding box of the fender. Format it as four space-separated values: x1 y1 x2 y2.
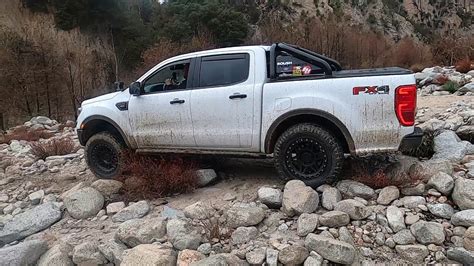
79 115 135 148
264 108 356 154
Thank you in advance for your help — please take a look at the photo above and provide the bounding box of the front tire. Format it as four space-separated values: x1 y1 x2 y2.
274 124 344 187
85 132 124 179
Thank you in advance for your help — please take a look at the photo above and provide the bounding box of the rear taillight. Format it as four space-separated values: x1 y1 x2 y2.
395 85 417 126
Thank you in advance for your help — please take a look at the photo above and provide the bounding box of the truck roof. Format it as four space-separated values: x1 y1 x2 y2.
172 45 271 59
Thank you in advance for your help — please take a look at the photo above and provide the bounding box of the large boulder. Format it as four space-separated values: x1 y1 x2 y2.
90 179 123 197
447 247 474 265
38 243 74 266
432 130 472 163
121 244 177 266
334 199 370 220
184 201 215 220
166 219 202 250
98 240 128 266
115 218 167 247
452 177 474 210
0 240 48 265
395 245 428 264
427 172 454 195
112 201 150 222
282 180 319 216
226 203 265 228
64 187 104 219
0 202 62 245
231 226 258 245
72 241 108 265
305 234 355 264
257 187 282 208
410 221 445 245
318 211 350 228
278 245 309 265
451 210 474 227
336 180 375 199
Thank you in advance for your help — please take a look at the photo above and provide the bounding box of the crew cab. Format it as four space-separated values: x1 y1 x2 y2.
76 43 422 186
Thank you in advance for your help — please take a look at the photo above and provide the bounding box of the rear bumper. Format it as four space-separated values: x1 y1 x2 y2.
399 127 423 150
77 129 86 146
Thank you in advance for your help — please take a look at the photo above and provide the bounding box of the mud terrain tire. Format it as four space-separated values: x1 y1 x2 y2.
85 132 124 179
274 123 344 187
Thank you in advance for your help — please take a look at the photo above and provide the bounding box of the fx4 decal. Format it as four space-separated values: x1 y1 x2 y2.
353 85 390 95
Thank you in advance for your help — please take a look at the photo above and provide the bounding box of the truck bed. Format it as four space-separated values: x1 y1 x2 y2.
333 67 412 78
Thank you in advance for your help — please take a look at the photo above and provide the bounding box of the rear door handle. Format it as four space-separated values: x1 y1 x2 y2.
229 93 247 99
170 98 185 104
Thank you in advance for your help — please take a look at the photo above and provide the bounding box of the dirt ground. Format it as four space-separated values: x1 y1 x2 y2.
417 95 473 119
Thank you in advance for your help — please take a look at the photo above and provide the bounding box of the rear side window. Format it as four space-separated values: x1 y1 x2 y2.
276 52 323 77
198 53 249 87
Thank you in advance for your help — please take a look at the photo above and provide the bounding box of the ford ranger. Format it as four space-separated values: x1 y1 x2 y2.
76 43 422 186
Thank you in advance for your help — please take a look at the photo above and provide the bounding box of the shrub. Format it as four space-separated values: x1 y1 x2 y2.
0 126 54 144
410 64 424 73
434 75 449 85
455 58 472 73
118 152 199 200
442 81 459 93
30 137 77 160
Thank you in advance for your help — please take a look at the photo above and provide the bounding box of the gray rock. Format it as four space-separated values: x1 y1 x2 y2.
400 196 426 209
184 201 214 220
197 243 212 255
231 226 258 245
297 213 319 236
334 199 370 220
305 234 355 264
106 201 125 214
226 204 265 228
401 183 425 196
90 179 123 197
319 211 350 228
304 251 323 266
427 172 454 195
196 169 217 187
336 180 375 199
321 187 341 210
458 82 474 94
452 177 474 210
28 190 44 205
122 244 177 266
392 229 416 245
257 187 282 208
447 247 474 265
266 248 279 266
72 241 107 265
167 219 202 250
115 218 167 247
282 180 319 216
376 186 399 205
0 202 62 245
64 187 104 219
278 245 309 265
38 243 74 266
178 249 206 265
395 245 428 264
191 253 247 266
464 227 474 251
246 247 266 264
162 206 185 219
98 240 127 266
427 203 455 219
338 227 355 245
386 206 405 232
0 240 48 266
432 130 472 163
451 210 474 227
410 221 445 245
112 200 150 222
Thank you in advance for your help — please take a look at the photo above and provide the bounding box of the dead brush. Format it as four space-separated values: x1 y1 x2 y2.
30 137 77 160
117 151 199 200
1 126 54 144
455 57 472 73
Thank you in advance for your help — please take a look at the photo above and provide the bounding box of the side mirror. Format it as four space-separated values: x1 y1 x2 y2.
129 82 141 96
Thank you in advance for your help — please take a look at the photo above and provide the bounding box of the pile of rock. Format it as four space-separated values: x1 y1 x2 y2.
415 66 474 96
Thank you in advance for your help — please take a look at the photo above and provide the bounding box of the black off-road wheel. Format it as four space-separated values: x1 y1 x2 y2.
274 124 344 187
85 132 124 179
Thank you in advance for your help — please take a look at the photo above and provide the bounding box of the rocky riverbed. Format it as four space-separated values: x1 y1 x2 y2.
0 88 473 265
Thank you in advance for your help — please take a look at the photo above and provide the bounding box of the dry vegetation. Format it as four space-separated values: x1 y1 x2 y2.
30 138 77 160
0 126 54 144
117 152 199 200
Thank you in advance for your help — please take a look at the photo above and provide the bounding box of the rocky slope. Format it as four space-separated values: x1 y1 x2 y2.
0 92 473 265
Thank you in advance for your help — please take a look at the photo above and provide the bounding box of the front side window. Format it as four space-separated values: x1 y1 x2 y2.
199 54 249 87
143 60 191 94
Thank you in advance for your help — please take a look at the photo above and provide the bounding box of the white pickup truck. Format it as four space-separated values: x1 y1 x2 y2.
76 43 422 186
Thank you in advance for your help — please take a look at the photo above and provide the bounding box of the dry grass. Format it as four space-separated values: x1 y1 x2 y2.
455 58 472 73
117 152 199 200
0 126 54 144
30 137 77 160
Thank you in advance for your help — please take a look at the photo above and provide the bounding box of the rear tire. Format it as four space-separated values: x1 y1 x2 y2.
274 123 344 187
85 132 124 179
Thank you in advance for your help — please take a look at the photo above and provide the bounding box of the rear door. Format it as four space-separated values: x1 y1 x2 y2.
190 52 256 149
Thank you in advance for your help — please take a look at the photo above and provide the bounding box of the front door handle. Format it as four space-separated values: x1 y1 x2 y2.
170 98 185 104
229 93 247 100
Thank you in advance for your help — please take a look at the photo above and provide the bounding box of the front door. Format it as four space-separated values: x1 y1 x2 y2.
190 53 256 149
128 59 195 148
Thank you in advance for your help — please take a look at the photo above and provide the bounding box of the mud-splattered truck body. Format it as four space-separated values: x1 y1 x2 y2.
77 43 422 186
